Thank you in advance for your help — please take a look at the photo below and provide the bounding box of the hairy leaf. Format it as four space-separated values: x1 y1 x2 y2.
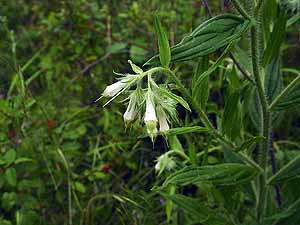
146 14 250 64
163 163 258 187
154 15 170 68
268 153 300 184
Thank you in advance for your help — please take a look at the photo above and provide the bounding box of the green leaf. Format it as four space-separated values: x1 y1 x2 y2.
1 192 17 210
128 60 143 74
163 163 258 187
268 153 300 184
160 126 208 136
265 56 283 103
221 91 242 141
192 56 209 109
166 194 216 223
231 45 252 74
275 90 300 110
272 197 300 225
106 42 127 54
165 185 175 223
193 43 233 90
235 136 265 152
250 56 283 130
3 149 16 166
157 87 191 111
74 181 86 194
154 15 170 68
5 168 17 187
146 14 251 65
263 10 287 66
130 45 147 63
272 69 300 110
262 0 277 42
16 209 40 225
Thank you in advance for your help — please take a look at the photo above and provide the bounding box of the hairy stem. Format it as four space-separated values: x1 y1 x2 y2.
249 1 270 222
231 0 252 20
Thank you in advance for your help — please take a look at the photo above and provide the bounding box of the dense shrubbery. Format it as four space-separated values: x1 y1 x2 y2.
0 0 300 225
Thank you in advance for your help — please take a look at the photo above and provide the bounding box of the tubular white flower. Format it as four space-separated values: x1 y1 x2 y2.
102 81 127 97
123 107 137 123
123 94 138 123
144 92 157 140
158 108 169 132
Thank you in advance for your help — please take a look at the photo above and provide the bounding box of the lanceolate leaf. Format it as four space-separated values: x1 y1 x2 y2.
166 194 228 224
146 14 251 65
273 197 300 225
275 90 300 110
235 136 265 152
221 91 242 141
272 68 300 110
161 126 208 136
154 15 170 68
250 56 283 130
268 153 300 184
163 163 257 187
194 43 233 89
192 56 209 109
265 56 283 103
156 87 191 111
263 10 287 66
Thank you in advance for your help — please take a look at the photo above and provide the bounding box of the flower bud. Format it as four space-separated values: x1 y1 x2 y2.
155 153 176 176
144 92 157 140
102 81 127 97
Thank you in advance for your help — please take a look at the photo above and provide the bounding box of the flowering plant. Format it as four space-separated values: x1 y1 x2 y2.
99 2 300 224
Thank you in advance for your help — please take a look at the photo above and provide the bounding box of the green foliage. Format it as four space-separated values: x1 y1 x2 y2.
146 14 251 64
1 0 300 225
163 163 258 186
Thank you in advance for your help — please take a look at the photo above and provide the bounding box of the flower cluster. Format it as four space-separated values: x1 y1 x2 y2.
100 60 189 142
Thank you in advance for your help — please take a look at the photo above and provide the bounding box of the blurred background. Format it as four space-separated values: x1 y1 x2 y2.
0 0 299 225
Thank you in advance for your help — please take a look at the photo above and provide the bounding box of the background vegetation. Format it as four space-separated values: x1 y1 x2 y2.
0 0 299 225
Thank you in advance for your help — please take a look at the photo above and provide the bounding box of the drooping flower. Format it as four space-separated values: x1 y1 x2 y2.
102 81 127 97
123 89 140 124
144 91 157 140
157 106 170 132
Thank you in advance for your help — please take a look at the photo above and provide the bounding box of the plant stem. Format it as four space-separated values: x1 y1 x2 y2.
249 0 270 222
231 0 252 20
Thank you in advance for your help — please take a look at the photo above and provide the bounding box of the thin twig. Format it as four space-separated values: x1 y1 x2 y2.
81 52 111 74
201 0 213 17
229 52 255 84
231 0 252 20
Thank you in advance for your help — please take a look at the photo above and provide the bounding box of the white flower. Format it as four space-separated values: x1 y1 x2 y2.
157 107 169 132
144 92 157 140
123 107 137 123
123 93 138 123
102 81 127 97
